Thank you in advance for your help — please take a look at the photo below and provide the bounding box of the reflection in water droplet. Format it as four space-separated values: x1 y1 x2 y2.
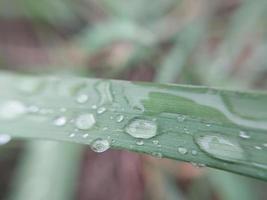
178 147 188 155
97 107 106 114
54 116 67 126
116 115 124 123
125 118 157 139
239 131 250 139
196 135 245 163
0 101 26 120
76 114 96 130
0 134 11 145
76 94 88 104
90 138 110 153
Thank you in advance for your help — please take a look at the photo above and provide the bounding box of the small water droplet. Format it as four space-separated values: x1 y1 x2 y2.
75 114 96 130
125 118 157 139
76 94 88 104
177 114 186 122
263 143 267 147
196 135 245 163
191 150 198 155
97 107 106 114
90 138 110 153
0 134 11 145
152 140 159 145
116 115 124 123
69 133 76 138
178 147 188 154
255 146 262 150
136 140 144 146
92 105 97 109
54 116 67 126
239 131 250 139
83 133 89 138
0 101 26 120
206 124 211 127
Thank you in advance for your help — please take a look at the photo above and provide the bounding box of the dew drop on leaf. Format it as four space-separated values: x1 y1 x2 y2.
178 147 188 154
195 135 245 163
0 134 11 145
116 115 124 123
97 107 107 114
54 116 67 127
90 138 110 153
76 94 88 104
125 118 157 139
75 114 96 130
239 131 250 139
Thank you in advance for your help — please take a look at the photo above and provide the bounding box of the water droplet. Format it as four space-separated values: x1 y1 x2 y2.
92 105 97 109
152 140 159 145
206 124 211 127
196 135 245 163
152 152 162 158
0 101 26 120
54 116 67 126
76 94 88 104
75 114 96 130
116 115 124 123
178 147 188 154
136 140 144 146
83 133 89 138
255 146 262 150
90 138 110 153
69 133 76 138
177 114 186 122
263 143 267 147
97 107 106 114
0 134 11 145
239 131 250 139
125 118 157 139
191 150 198 155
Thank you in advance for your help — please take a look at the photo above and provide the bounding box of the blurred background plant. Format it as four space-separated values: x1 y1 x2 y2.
0 0 267 199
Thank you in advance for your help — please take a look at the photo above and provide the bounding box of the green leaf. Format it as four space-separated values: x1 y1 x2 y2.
0 71 267 180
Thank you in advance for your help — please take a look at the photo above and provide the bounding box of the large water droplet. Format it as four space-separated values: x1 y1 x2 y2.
54 116 67 126
75 114 96 130
196 135 245 163
0 101 26 120
125 118 157 139
0 134 11 145
90 138 110 153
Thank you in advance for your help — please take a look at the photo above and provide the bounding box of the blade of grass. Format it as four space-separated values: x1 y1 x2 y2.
7 141 83 200
0 71 267 180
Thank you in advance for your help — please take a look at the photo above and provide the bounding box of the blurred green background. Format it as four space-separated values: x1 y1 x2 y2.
0 0 267 199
